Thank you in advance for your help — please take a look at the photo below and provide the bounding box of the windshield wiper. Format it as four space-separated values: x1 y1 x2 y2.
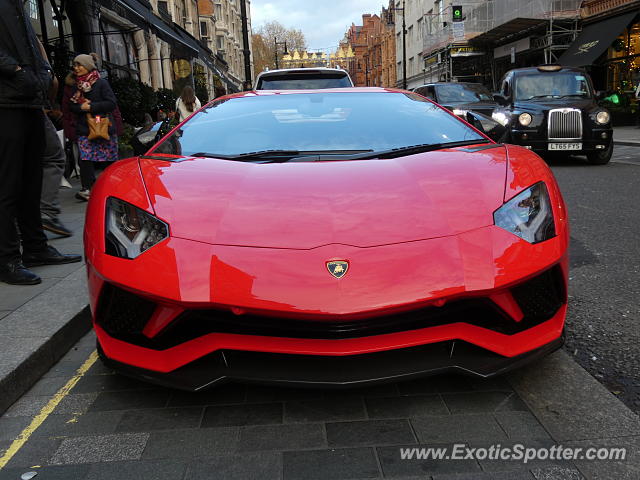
191 149 374 163
191 150 302 161
334 139 492 161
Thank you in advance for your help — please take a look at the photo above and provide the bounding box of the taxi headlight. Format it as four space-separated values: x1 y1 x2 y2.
492 111 510 127
595 111 610 125
518 113 533 127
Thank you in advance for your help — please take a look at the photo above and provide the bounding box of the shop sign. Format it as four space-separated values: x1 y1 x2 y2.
452 21 465 40
494 37 530 59
450 46 484 57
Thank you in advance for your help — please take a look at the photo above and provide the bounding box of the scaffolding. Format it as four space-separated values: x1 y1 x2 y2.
422 0 582 63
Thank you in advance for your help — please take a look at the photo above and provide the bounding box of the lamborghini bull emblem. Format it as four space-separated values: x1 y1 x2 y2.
326 260 349 279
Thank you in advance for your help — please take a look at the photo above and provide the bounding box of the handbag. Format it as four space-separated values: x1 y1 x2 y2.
86 113 111 141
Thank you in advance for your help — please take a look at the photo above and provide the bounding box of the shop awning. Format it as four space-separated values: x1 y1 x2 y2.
116 0 199 56
558 12 636 67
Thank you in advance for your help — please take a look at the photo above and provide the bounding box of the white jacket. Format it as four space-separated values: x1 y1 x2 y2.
176 96 201 122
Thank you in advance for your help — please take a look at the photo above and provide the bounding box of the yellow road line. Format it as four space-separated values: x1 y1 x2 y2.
0 350 99 470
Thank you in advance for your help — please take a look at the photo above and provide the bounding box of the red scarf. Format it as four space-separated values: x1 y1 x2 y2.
70 70 101 104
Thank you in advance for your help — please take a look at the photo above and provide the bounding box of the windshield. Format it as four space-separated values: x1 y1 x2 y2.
150 92 485 159
515 73 592 100
257 74 352 90
435 84 493 103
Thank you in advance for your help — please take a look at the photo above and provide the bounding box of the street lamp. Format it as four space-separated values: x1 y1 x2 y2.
392 0 407 89
274 38 288 70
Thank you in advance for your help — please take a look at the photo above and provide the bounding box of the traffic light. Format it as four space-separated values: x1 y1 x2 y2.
452 6 463 22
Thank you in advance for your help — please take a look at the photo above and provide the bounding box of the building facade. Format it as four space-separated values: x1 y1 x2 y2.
213 0 254 89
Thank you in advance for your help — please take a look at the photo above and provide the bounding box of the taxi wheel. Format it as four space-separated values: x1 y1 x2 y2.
586 143 613 165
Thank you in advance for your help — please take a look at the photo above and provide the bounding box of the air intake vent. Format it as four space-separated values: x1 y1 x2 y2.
96 283 156 338
512 265 565 322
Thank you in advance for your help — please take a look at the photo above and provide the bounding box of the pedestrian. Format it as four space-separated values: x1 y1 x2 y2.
175 85 201 122
63 54 118 201
37 40 73 237
0 0 81 285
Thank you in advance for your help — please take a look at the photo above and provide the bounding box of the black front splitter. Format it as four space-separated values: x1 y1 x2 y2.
98 335 564 391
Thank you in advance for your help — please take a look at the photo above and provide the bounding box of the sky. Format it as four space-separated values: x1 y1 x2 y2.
251 0 388 52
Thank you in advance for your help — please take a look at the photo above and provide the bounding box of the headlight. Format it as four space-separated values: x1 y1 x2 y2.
452 108 467 116
518 113 532 127
105 197 169 259
494 182 555 244
492 111 510 127
595 111 610 125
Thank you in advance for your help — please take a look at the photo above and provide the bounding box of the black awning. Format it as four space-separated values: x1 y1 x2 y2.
117 0 198 56
558 12 637 67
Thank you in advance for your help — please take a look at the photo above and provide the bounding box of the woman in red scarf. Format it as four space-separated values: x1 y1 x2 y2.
62 54 118 201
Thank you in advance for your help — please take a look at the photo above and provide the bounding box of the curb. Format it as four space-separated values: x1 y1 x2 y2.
615 141 640 147
0 268 91 415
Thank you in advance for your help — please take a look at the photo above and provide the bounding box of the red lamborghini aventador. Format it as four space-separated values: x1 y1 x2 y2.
84 88 569 390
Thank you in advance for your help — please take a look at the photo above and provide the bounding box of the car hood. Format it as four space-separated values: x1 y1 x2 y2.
513 98 598 113
139 147 507 249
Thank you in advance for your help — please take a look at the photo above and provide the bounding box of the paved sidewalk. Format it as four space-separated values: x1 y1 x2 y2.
614 126 640 146
0 181 91 414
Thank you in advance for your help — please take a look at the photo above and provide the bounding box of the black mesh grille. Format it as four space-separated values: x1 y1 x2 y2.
96 283 157 339
512 265 566 322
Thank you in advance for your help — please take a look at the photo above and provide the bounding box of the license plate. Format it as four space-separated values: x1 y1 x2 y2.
548 143 582 151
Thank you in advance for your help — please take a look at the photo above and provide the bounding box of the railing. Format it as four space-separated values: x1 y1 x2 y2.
581 0 636 16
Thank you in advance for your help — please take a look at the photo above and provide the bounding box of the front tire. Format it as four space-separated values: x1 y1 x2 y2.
586 143 613 165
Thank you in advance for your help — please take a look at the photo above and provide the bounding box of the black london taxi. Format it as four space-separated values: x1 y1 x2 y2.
491 65 613 164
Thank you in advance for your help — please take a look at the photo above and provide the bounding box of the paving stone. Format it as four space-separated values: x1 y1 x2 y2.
433 472 536 479
0 311 10 321
244 384 324 403
283 447 379 480
284 397 366 423
442 392 529 414
565 436 640 480
470 439 574 473
326 419 416 447
4 393 98 417
166 383 246 406
201 402 283 427
0 279 59 311
88 389 169 412
238 423 326 451
531 465 584 479
49 432 149 464
142 427 239 460
4 437 64 469
72 372 153 394
365 395 449 418
0 464 91 480
494 412 552 440
377 444 482 477
187 452 281 480
411 414 508 443
114 406 204 432
0 416 31 441
508 350 640 442
85 459 187 480
323 383 401 399
31 411 124 438
29 262 85 280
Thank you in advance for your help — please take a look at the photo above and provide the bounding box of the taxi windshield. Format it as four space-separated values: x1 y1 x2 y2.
515 73 592 101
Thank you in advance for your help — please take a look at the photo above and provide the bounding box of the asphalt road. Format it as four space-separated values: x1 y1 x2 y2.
548 144 640 414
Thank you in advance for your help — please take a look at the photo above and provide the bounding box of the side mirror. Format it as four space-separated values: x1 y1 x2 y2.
493 93 506 105
465 111 507 143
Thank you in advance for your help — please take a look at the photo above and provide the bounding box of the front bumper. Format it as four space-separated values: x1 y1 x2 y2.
509 128 613 152
98 332 564 391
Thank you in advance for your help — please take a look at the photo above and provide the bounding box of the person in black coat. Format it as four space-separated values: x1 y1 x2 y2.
64 54 118 201
0 0 81 285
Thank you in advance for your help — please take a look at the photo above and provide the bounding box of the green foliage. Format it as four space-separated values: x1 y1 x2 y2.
110 76 144 126
156 88 178 114
139 83 158 119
